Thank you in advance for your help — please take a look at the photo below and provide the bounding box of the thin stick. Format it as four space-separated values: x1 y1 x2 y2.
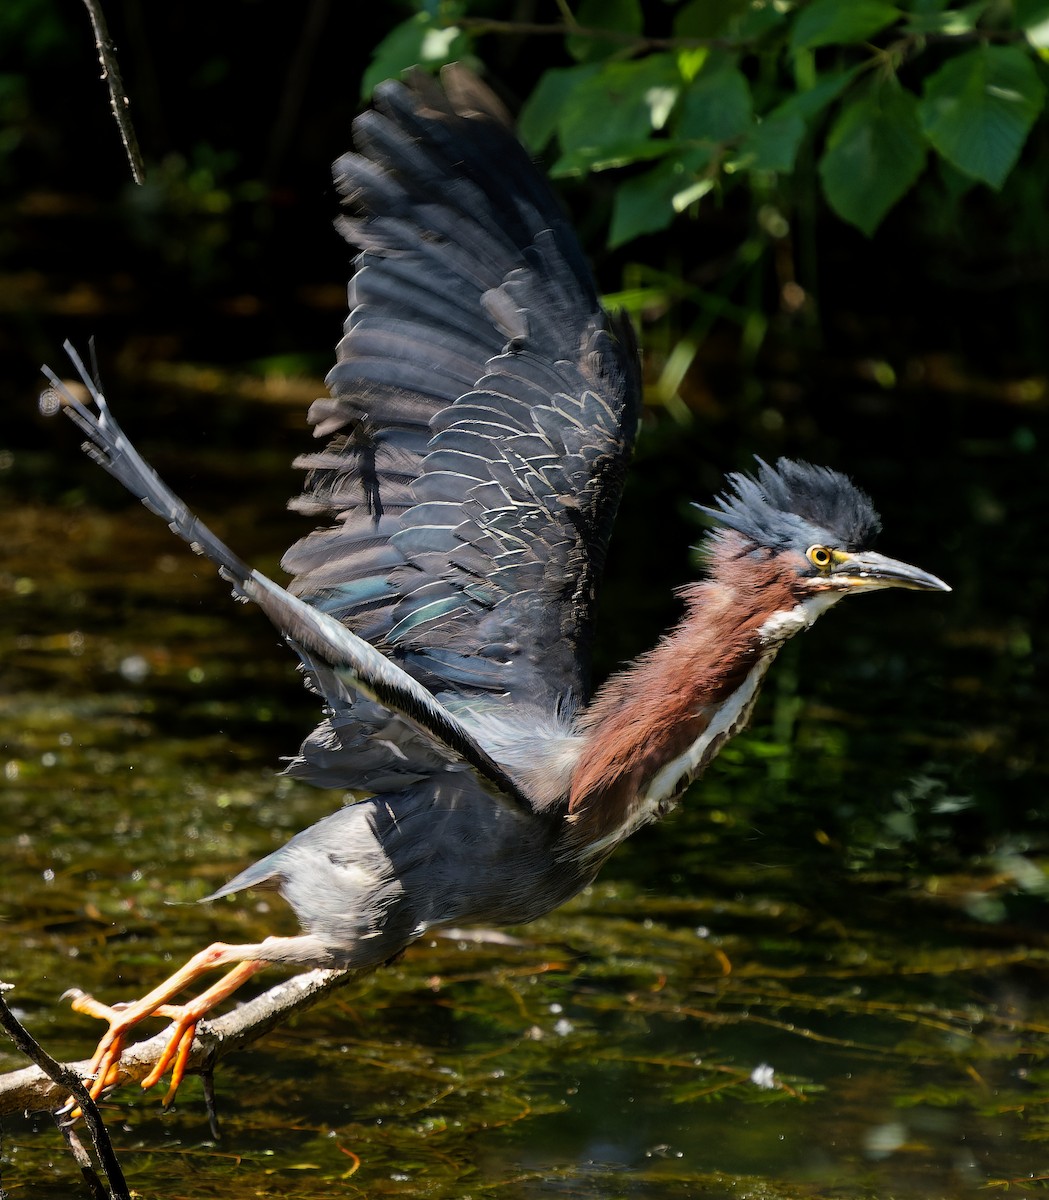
80 0 145 184
53 1116 109 1200
0 983 130 1200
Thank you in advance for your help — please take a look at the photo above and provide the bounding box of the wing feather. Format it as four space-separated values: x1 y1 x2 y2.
279 67 641 783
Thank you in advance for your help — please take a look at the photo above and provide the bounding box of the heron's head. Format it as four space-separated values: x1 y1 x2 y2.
699 458 950 607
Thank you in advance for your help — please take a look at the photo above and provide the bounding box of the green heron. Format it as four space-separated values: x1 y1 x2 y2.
44 67 949 1109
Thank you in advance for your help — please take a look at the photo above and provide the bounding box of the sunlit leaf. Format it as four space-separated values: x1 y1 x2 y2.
677 46 709 83
918 44 1046 188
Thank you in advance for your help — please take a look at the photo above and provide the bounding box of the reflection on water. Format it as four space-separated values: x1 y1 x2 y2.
0 359 1046 1199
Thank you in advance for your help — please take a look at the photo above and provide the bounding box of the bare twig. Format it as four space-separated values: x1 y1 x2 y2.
0 982 130 1200
80 0 145 184
53 1117 110 1200
0 967 361 1119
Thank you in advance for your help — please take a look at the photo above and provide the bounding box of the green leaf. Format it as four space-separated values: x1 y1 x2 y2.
566 0 642 62
677 47 710 84
361 14 468 97
901 1 988 35
672 0 752 38
675 58 753 143
918 44 1046 188
720 0 789 42
777 66 862 123
1014 0 1049 48
736 67 860 172
518 65 601 152
1015 0 1049 23
608 147 712 247
551 138 678 177
818 84 926 235
553 55 682 170
739 112 807 173
790 0 900 51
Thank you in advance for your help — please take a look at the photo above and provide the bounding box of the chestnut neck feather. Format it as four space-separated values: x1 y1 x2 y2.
566 536 804 848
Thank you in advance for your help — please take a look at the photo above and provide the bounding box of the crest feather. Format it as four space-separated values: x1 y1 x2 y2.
700 457 882 552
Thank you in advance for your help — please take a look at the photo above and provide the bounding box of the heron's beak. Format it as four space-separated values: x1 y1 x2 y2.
830 550 951 593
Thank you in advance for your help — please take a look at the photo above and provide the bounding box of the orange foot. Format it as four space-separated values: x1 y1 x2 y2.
63 944 265 1113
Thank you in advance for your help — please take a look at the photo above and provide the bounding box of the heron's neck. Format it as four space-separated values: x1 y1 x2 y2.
566 544 837 856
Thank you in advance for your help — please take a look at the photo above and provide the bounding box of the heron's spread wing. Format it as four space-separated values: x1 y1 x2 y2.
282 67 642 714
42 346 533 813
45 69 640 808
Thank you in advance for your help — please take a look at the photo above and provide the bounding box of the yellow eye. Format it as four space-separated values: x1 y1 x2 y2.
807 544 832 570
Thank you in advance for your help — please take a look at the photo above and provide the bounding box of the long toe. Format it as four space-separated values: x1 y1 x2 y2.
60 1032 126 1119
67 990 122 1022
162 1022 200 1107
88 1042 123 1098
66 990 155 1108
77 1025 127 1103
141 1014 197 1094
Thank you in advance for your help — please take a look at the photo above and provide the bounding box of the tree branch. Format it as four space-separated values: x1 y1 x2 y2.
0 967 362 1118
80 0 145 184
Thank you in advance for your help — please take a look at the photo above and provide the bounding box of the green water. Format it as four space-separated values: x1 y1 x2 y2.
1 358 1046 1199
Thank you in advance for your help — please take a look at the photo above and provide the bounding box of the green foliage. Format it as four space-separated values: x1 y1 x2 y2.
818 81 926 234
361 5 471 98
789 0 900 51
517 63 602 150
676 56 753 143
363 0 1049 242
550 54 684 174
735 67 858 172
565 0 643 62
918 43 1046 187
609 147 713 246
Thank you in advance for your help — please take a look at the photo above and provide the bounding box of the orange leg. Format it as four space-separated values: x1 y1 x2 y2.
65 942 265 1110
142 960 263 1104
